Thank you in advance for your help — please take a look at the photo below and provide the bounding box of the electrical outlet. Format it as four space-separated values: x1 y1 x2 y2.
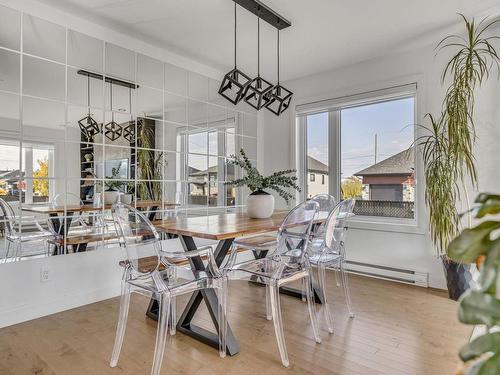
40 267 51 283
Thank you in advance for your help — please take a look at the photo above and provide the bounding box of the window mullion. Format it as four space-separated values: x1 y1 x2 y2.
329 110 340 201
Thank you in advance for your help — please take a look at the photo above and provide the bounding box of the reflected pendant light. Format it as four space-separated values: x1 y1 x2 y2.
244 16 273 110
78 75 100 138
218 2 252 105
123 86 135 143
265 28 293 116
104 82 122 141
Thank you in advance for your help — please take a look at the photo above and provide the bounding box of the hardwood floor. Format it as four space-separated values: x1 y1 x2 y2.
0 273 470 375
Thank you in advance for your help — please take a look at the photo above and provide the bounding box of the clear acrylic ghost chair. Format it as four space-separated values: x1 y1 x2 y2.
52 193 94 232
224 200 321 367
308 198 355 334
110 203 227 375
0 198 55 261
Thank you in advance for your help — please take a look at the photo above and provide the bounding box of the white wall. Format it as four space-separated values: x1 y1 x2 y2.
260 30 500 289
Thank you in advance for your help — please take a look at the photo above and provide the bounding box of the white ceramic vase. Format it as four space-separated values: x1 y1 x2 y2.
103 191 120 205
119 193 133 205
246 191 275 219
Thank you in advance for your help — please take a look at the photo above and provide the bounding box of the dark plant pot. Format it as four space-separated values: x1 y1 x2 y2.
443 258 473 301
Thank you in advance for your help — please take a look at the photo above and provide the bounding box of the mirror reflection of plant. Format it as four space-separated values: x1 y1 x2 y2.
105 161 124 191
448 193 500 374
224 148 301 204
136 121 163 201
420 15 500 255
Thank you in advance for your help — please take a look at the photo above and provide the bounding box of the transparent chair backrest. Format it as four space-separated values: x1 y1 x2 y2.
324 199 355 255
0 198 16 236
310 194 336 217
276 200 319 259
53 193 83 206
111 203 162 275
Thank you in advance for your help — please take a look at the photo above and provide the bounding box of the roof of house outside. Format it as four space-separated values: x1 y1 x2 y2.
307 156 328 174
354 148 414 176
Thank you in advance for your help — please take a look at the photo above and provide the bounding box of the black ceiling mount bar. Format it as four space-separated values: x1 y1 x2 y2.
77 69 139 89
233 0 291 30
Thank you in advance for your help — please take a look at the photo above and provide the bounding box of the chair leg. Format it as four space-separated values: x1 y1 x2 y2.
110 283 131 367
334 263 341 287
13 242 21 261
339 262 354 318
169 297 176 335
150 293 170 375
3 241 11 262
168 267 177 335
269 283 289 367
217 277 228 358
304 273 322 343
318 264 334 333
265 284 272 320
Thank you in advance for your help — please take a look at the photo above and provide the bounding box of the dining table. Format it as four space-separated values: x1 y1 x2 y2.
151 210 327 356
21 200 178 254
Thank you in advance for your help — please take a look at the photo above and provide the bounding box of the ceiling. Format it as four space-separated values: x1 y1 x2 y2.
30 0 500 81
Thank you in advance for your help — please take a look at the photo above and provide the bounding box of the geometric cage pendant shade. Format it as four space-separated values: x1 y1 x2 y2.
265 84 293 116
219 67 252 105
245 76 273 110
78 114 100 138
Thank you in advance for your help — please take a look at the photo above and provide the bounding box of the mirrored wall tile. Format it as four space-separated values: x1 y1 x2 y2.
105 43 135 82
0 92 20 137
163 151 181 180
23 14 65 63
137 86 163 120
187 131 208 155
0 5 20 51
164 62 187 96
101 111 134 145
208 78 225 106
187 153 208 180
137 54 163 90
23 55 65 101
67 67 104 108
105 81 136 114
188 99 207 128
67 30 104 72
0 49 20 93
21 138 66 180
207 103 226 125
67 105 104 144
22 96 65 133
164 92 187 124
188 71 208 102
161 121 185 153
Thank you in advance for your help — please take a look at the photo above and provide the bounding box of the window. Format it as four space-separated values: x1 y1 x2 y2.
298 84 416 221
0 140 53 203
310 173 315 182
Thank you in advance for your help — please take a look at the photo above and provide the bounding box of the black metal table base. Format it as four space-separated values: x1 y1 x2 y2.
146 235 239 356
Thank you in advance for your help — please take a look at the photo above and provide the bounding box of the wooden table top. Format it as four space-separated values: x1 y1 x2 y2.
154 211 292 240
21 200 179 214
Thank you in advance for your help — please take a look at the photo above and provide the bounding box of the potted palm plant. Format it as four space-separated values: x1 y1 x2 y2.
420 15 500 299
225 149 301 218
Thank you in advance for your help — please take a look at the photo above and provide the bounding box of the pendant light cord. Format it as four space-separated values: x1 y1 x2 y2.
110 82 114 121
277 29 280 84
234 2 237 69
257 17 260 77
87 75 91 115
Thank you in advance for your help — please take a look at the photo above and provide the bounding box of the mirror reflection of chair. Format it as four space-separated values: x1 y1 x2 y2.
109 203 228 375
0 198 55 262
308 198 356 334
223 200 321 367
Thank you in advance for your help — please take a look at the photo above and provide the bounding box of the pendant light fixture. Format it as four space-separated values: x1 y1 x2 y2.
104 82 122 142
244 16 273 110
265 28 293 116
218 2 252 105
123 86 135 143
78 74 100 139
